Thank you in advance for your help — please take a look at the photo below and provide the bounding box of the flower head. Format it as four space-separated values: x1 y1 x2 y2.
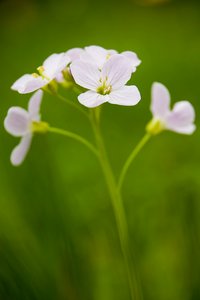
4 90 48 166
147 82 196 135
70 54 141 107
11 53 70 94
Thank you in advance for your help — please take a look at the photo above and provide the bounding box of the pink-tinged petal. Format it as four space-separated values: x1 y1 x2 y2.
102 55 132 90
70 60 101 90
151 82 171 118
55 72 64 83
122 51 141 70
28 90 43 120
11 74 47 94
66 48 84 62
107 49 118 55
4 107 30 137
78 91 109 108
84 45 108 68
166 101 196 134
167 124 196 135
11 134 32 166
43 53 70 79
83 46 117 68
108 85 141 106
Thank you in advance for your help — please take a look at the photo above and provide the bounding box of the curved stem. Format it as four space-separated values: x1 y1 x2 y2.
90 110 143 300
48 127 99 157
118 133 151 192
49 91 89 119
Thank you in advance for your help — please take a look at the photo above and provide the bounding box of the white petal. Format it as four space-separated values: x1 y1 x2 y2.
4 107 30 137
43 53 70 79
151 82 171 118
28 90 43 120
107 49 118 56
70 60 101 90
11 134 32 166
101 55 132 90
11 74 48 94
166 101 196 134
84 46 109 68
78 91 109 108
108 86 141 106
82 46 117 68
122 51 141 71
66 48 84 62
55 72 64 83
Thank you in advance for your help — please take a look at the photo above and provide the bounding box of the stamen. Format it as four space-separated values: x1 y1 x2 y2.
37 66 45 75
97 82 112 95
32 73 39 78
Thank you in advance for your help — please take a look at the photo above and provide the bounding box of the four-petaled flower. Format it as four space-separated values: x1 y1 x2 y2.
11 53 70 94
70 54 141 107
4 90 47 166
147 82 196 135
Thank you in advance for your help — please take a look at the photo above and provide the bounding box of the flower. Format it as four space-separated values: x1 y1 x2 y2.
4 90 48 166
70 54 141 108
11 53 70 94
67 45 141 71
147 82 196 135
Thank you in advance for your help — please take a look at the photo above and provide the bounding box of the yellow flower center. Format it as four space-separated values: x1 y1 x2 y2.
97 79 112 95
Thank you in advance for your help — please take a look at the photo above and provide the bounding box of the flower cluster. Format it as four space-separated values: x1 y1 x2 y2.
4 45 196 166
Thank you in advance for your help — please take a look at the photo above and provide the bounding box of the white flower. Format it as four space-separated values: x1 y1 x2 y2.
11 53 70 94
147 82 196 135
67 45 141 71
70 54 141 108
4 90 45 166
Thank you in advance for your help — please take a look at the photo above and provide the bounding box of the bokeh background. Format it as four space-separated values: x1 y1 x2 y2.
0 0 200 299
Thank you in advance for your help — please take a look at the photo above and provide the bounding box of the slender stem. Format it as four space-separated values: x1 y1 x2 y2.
49 90 89 119
90 110 143 300
48 127 99 157
118 133 151 192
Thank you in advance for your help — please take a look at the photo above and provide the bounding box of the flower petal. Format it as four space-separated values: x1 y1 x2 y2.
43 53 71 79
4 107 30 137
11 134 32 166
28 90 43 120
102 55 132 90
70 60 101 90
11 74 48 94
78 91 109 108
108 85 141 106
151 82 171 118
55 72 64 83
66 48 84 62
166 101 196 134
84 46 117 68
122 51 141 71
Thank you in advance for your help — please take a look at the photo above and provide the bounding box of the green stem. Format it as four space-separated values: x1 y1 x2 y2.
48 127 99 157
118 133 151 192
49 91 89 119
90 110 143 300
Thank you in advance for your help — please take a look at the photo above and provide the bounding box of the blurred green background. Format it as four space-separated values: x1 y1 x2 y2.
0 0 200 299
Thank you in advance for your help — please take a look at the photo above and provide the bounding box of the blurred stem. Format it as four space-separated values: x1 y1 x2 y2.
90 109 143 300
48 90 89 119
48 127 99 157
118 133 151 192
